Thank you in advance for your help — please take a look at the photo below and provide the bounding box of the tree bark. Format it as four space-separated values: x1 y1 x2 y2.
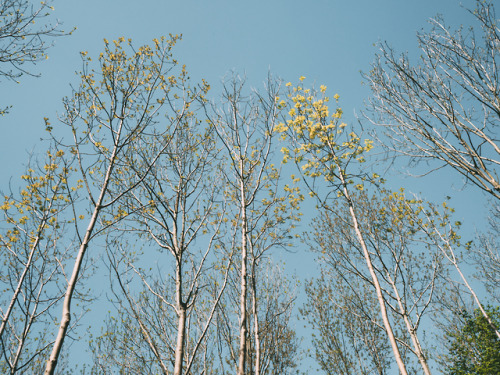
237 158 248 375
174 258 187 375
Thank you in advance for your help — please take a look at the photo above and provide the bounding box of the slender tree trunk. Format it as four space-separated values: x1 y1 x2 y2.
453 259 500 340
44 204 101 374
251 261 261 375
44 148 118 375
237 158 248 375
174 260 187 375
173 306 187 375
338 167 409 375
432 228 500 340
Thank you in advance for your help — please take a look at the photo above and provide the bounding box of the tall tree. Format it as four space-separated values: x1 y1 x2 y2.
44 36 207 374
474 204 500 303
304 188 453 374
97 110 231 375
302 272 392 375
365 0 500 200
209 76 302 375
276 78 409 374
415 199 500 340
214 257 301 375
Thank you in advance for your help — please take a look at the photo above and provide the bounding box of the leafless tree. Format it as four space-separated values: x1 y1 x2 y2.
365 0 500 200
0 0 73 114
416 200 500 340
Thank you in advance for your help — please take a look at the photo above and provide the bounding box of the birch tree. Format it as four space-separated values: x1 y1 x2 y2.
43 35 207 374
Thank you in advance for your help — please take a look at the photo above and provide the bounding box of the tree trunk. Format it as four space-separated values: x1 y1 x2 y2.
389 276 432 375
338 167 409 375
45 147 118 375
251 261 261 375
237 158 248 375
44 204 101 374
174 259 187 375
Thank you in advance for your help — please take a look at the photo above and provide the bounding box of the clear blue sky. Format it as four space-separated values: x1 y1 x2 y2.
1 0 484 225
0 0 487 371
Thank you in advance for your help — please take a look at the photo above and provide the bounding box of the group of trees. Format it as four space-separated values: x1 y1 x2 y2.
0 0 498 374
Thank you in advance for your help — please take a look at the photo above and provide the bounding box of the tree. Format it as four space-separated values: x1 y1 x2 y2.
209 76 302 375
276 78 410 375
413 199 500 340
213 258 301 375
0 146 81 373
444 306 500 375
303 189 449 374
95 111 232 375
0 0 73 114
88 251 229 375
474 204 500 303
43 36 208 374
365 0 500 200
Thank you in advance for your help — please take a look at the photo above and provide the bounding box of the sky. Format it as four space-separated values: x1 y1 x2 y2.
0 0 489 372
1 0 486 242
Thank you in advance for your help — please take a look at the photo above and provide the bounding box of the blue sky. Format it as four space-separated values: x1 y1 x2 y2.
0 0 488 371
1 0 484 224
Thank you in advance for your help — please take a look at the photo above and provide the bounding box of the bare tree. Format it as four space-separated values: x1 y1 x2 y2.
0 0 73 114
365 0 500 200
415 199 500 340
43 36 209 374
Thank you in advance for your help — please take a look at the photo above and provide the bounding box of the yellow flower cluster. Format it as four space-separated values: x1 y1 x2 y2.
274 78 374 183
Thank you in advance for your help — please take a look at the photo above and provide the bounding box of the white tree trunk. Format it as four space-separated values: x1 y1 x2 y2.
237 158 249 375
338 168 409 375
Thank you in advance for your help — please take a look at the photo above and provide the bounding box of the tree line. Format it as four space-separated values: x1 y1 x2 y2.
0 0 499 374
